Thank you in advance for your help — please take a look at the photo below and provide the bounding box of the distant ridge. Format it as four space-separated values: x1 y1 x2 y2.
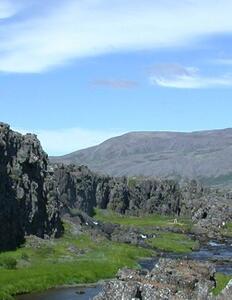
50 128 232 187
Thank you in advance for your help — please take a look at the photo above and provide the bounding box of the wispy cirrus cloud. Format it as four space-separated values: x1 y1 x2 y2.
150 63 232 89
1 0 232 73
91 79 138 89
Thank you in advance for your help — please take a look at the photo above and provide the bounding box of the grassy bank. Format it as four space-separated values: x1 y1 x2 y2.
94 208 192 231
0 211 228 299
94 209 198 253
147 232 199 253
0 223 152 300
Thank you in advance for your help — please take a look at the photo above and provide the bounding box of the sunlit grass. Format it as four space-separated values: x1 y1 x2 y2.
212 273 232 296
0 222 152 300
147 232 199 253
221 222 232 237
94 208 192 231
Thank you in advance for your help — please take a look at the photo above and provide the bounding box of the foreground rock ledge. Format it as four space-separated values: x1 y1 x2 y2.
94 258 223 300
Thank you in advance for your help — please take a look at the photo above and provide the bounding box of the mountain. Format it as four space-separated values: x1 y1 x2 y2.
51 128 232 187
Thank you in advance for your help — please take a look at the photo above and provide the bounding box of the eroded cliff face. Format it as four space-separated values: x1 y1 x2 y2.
53 164 182 217
53 164 232 235
0 123 63 251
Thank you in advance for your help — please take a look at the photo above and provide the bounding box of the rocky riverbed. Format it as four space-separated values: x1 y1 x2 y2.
16 240 232 300
93 239 232 300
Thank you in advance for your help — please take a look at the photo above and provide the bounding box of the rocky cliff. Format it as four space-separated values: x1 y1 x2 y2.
53 164 181 217
0 123 63 251
1 122 231 252
53 164 232 235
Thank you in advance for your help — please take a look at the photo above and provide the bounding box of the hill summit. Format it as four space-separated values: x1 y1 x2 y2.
51 128 232 187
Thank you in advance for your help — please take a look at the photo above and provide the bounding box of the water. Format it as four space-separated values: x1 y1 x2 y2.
17 240 232 300
140 239 232 275
17 286 102 300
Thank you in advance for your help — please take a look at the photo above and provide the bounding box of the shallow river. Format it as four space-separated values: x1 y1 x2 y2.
17 240 232 300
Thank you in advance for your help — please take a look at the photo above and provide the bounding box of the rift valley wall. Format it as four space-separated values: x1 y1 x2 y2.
0 123 63 251
0 122 231 251
53 164 232 233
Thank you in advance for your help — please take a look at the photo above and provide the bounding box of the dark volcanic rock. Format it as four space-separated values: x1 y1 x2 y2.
0 123 63 251
94 259 216 300
53 163 232 236
53 164 182 217
53 164 100 216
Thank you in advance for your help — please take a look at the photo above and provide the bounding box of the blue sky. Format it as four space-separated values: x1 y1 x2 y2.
1 0 232 155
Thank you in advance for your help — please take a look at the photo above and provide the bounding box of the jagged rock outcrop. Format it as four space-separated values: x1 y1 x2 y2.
94 259 216 300
0 123 63 251
53 164 100 216
53 164 182 217
53 164 232 235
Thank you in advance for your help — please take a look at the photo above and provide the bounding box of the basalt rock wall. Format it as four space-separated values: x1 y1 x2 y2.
53 164 232 233
0 123 63 251
53 164 183 217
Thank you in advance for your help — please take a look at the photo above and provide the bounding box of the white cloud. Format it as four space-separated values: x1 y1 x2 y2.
14 127 123 156
1 0 232 72
150 63 232 89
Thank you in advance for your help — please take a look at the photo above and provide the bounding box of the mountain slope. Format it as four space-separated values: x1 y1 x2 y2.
51 128 232 187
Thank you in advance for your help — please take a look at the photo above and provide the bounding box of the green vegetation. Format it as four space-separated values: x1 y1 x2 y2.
127 177 138 189
0 222 152 300
0 256 17 270
94 208 192 231
221 222 232 237
147 232 199 253
94 209 198 254
212 273 232 296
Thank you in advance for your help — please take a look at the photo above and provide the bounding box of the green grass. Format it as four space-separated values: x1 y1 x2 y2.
0 222 152 300
147 232 199 253
94 208 192 231
221 222 232 237
212 273 232 296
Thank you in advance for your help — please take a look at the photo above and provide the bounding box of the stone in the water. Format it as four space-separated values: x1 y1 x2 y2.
94 258 216 300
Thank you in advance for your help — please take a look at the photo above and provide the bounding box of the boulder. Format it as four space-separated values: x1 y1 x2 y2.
94 259 216 300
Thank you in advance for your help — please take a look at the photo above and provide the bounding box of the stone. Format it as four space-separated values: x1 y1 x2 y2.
94 259 217 300
0 123 63 251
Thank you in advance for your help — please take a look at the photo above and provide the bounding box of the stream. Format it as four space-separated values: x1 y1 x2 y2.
17 240 232 300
